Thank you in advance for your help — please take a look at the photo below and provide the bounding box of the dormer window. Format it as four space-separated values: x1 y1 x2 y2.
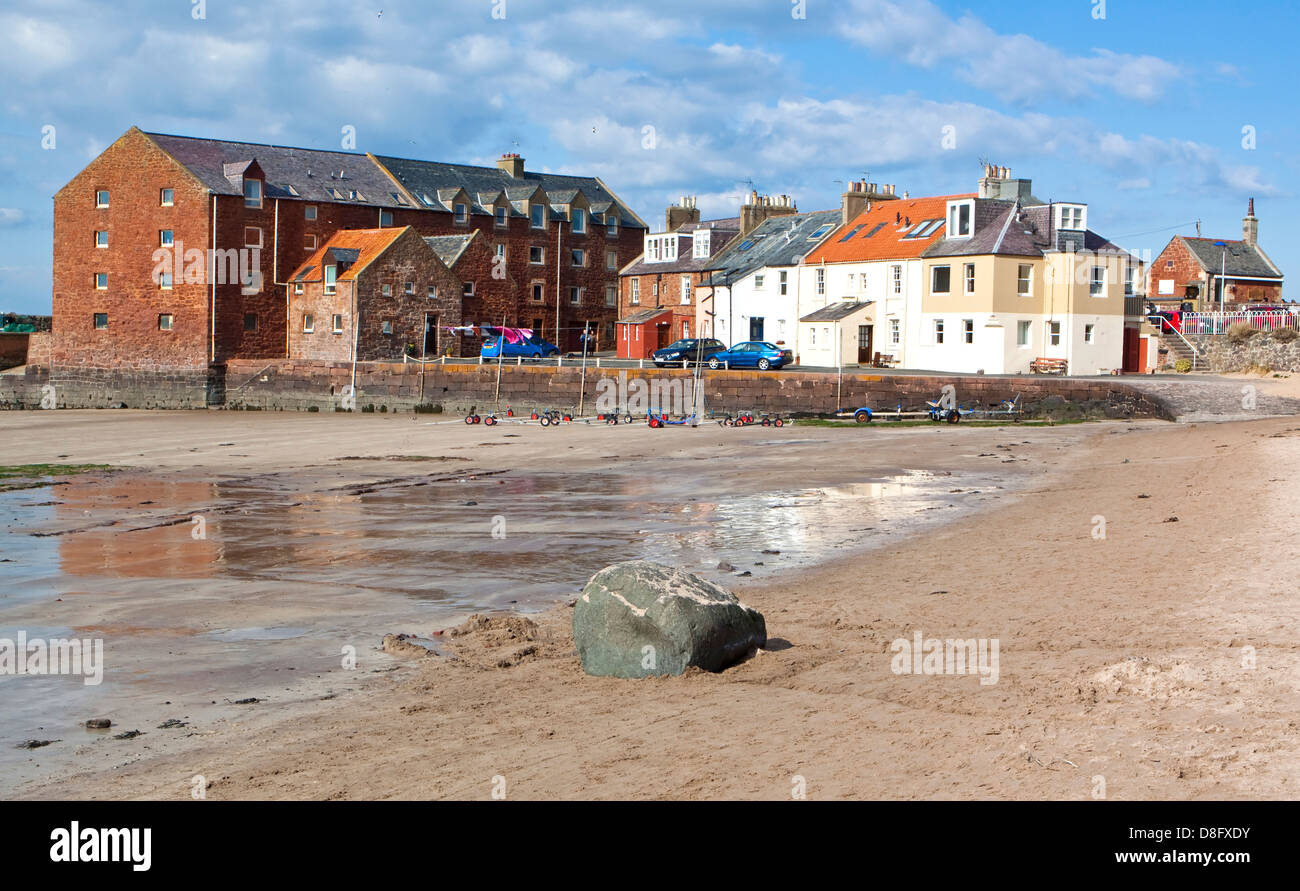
572 208 586 234
454 203 468 223
244 178 263 209
324 264 337 295
947 200 973 238
530 205 545 229
1057 204 1086 231
693 231 710 259
606 212 618 236
495 206 508 228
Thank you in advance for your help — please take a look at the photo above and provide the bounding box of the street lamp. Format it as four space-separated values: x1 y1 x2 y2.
1213 241 1227 312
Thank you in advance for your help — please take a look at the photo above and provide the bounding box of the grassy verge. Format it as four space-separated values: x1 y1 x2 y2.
793 417 1092 428
0 463 118 492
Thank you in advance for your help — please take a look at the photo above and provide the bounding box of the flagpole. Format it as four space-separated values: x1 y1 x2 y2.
578 324 590 417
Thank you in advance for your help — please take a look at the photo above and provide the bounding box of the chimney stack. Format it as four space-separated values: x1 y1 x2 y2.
496 152 525 178
1243 197 1258 246
740 190 798 235
978 162 1035 203
666 195 701 232
839 178 901 224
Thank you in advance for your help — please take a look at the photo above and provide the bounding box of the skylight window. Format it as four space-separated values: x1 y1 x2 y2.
808 224 834 240
863 222 889 238
738 240 754 251
838 224 867 242
420 193 437 207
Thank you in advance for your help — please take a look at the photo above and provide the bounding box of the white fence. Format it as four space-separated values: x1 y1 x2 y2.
1177 310 1299 336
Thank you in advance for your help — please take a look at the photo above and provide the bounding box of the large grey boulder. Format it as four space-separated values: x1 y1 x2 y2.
574 561 767 678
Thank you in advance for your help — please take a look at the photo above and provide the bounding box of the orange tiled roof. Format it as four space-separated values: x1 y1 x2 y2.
805 194 976 264
288 227 409 283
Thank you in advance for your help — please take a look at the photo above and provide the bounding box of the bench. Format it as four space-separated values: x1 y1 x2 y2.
1030 357 1068 375
872 352 898 368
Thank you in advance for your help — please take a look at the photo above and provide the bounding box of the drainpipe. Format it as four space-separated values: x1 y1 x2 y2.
349 279 359 405
555 219 562 348
210 195 218 363
274 198 286 356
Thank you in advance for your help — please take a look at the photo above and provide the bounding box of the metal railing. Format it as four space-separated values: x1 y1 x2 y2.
1177 310 1299 336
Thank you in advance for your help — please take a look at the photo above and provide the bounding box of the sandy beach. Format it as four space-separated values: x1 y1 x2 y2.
2 403 1298 800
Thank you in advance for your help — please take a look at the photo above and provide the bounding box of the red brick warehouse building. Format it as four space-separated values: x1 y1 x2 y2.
50 127 647 405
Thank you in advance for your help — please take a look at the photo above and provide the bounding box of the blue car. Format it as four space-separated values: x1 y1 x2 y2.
707 341 794 371
481 334 560 360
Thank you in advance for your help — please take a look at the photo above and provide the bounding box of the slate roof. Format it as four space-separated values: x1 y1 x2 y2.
806 194 972 264
702 210 842 285
618 306 675 324
923 201 1130 259
423 234 478 268
372 154 645 229
800 300 874 322
1179 237 1282 279
620 228 741 277
146 131 411 208
288 228 409 284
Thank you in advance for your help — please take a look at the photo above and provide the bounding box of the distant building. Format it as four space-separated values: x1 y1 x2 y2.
1147 200 1283 310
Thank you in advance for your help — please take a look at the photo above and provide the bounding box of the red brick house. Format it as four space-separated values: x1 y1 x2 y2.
287 227 464 362
50 127 646 402
616 197 744 358
1147 200 1283 310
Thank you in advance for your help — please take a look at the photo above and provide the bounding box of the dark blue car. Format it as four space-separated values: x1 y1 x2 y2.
706 341 794 371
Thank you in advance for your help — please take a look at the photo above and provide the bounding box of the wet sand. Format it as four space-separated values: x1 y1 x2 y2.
3 410 1299 799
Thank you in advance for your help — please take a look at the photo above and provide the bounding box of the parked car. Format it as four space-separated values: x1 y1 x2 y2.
481 334 560 360
707 341 794 371
652 338 727 367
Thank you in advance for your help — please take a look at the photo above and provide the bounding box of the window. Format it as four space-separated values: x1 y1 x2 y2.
303 313 314 333
630 279 640 304
305 234 317 251
1017 320 1031 347
532 282 545 302
606 213 618 236
934 319 945 344
93 313 108 329
529 246 545 264
931 265 951 294
381 283 392 298
243 178 262 209
859 273 868 289
95 231 108 248
810 327 816 346
1058 205 1085 231
682 321 690 338
964 263 975 295
294 283 303 295
95 273 107 290
605 285 617 307
1047 320 1062 346
305 205 318 221
816 268 825 295
427 285 439 299
890 318 900 345
243 313 258 332
1085 323 1095 344
401 281 412 296
380 210 393 227
324 265 337 295
606 250 618 271
1124 264 1135 296
681 275 692 304
569 286 582 305
530 205 545 229
244 227 262 248
571 248 585 267
1090 265 1106 297
892 265 902 294
158 314 173 330
463 282 475 297
652 282 658 297
95 190 109 208
495 206 508 228
963 318 974 344
572 208 585 233
809 223 835 240
158 271 173 289
1017 264 1033 296
779 270 788 296
382 321 393 335
332 314 344 333
947 200 973 238
454 203 467 223
755 274 765 289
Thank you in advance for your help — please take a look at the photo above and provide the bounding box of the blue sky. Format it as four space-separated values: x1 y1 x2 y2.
1 0 1295 314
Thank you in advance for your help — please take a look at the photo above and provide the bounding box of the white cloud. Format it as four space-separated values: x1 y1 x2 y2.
0 208 27 226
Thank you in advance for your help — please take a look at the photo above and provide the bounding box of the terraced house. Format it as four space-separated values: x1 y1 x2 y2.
50 127 645 406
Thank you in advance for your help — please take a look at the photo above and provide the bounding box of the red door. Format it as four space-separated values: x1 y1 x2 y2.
1122 327 1140 372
